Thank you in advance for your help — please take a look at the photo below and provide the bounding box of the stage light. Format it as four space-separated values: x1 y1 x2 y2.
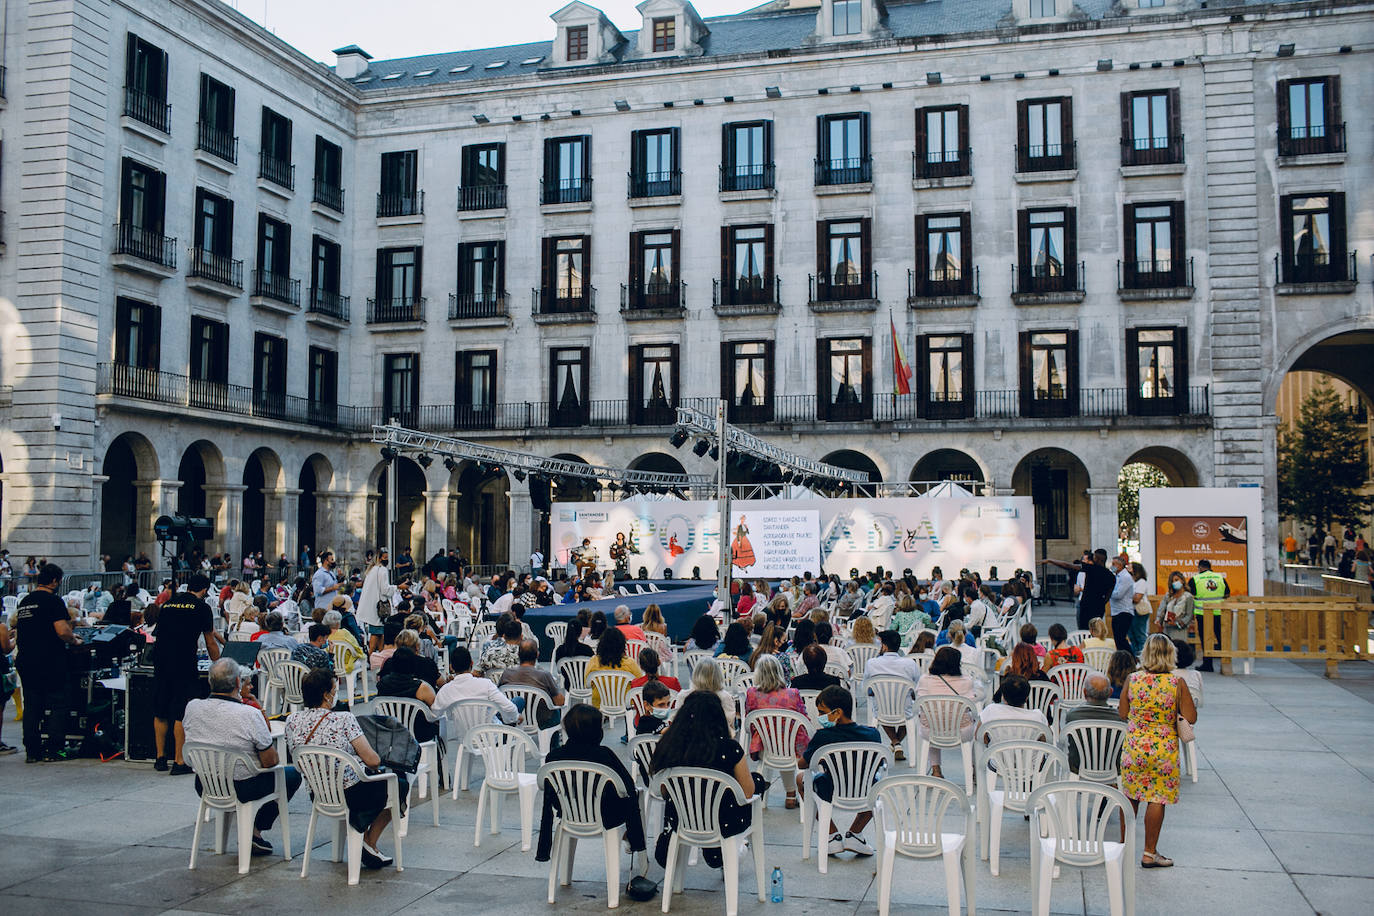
513 468 526 482
708 444 720 461
669 427 690 448
416 453 433 469
443 456 458 472
380 446 397 462
692 438 710 457
489 464 502 476
608 481 619 493
591 480 602 491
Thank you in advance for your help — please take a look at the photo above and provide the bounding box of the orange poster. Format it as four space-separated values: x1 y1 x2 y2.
1154 516 1250 596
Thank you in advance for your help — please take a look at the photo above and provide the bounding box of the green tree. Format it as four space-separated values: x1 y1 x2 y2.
1278 382 1374 531
1118 462 1170 539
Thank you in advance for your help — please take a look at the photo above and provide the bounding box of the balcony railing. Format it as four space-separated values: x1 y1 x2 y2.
123 86 170 133
252 269 300 306
458 184 507 211
621 280 684 311
713 276 780 307
313 179 345 213
258 150 294 189
1119 257 1193 290
814 156 872 186
810 271 876 303
367 297 426 324
377 190 423 218
541 177 592 205
187 248 243 288
449 292 508 320
908 265 979 299
1278 122 1346 158
912 149 972 180
99 361 1212 435
719 163 775 192
1275 251 1357 285
1015 140 1076 173
1121 134 1184 167
114 222 176 268
533 286 596 316
196 121 238 163
627 169 681 198
308 287 350 322
1013 261 1086 295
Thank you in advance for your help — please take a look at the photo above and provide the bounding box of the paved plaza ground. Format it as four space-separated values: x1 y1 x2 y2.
0 612 1370 916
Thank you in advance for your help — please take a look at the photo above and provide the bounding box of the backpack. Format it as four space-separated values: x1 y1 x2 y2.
357 713 422 773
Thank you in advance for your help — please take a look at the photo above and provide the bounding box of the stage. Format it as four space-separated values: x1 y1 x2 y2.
518 580 715 657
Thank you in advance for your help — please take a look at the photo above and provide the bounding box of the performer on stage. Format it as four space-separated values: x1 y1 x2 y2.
731 517 756 571
573 538 600 577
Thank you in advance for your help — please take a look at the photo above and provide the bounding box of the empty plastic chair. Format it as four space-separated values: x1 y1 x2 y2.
977 740 1067 876
558 656 593 705
863 674 918 765
869 774 976 916
466 723 539 851
1028 781 1135 916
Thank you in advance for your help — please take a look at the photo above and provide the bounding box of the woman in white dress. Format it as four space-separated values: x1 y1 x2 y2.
357 548 391 651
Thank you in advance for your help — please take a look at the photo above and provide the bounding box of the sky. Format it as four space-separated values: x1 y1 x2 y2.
232 0 766 64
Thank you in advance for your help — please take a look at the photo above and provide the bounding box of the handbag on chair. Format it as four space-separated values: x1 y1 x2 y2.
358 713 422 773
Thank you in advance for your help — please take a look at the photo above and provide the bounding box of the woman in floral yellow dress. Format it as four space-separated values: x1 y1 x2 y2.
1119 634 1197 868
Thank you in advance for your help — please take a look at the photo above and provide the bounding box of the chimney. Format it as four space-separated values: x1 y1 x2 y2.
333 45 372 80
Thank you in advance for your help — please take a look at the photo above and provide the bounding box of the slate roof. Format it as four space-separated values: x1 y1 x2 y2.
341 0 1294 91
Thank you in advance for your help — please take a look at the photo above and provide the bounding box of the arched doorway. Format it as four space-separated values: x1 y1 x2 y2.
453 461 510 567
821 449 882 497
375 456 427 556
911 449 985 484
240 448 283 561
297 454 333 558
1012 447 1092 554
530 454 597 565
1116 447 1201 551
177 440 224 558
100 433 160 562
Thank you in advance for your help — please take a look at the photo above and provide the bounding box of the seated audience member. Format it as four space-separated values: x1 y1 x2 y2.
688 656 737 734
475 614 523 679
715 622 753 662
783 619 816 674
996 643 1050 694
748 623 793 680
1082 617 1113 650
684 614 720 653
432 646 519 725
941 619 981 664
979 674 1049 736
554 619 595 665
613 605 645 642
908 630 936 657
498 639 566 729
814 622 852 675
324 609 365 669
585 627 642 708
634 680 674 736
290 624 336 672
847 616 879 649
1061 671 1121 772
796 686 881 858
743 655 808 807
380 629 442 688
587 610 609 643
914 646 978 778
1017 622 1045 657
1043 622 1084 671
285 667 403 869
1107 650 1138 700
255 612 297 651
630 647 681 692
791 643 843 691
183 659 302 857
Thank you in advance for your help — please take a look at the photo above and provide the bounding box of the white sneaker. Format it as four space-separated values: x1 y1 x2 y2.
844 832 876 856
827 832 844 856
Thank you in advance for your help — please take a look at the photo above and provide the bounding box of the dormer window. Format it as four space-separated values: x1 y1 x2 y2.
834 0 861 35
567 25 588 61
652 18 675 52
1029 0 1055 17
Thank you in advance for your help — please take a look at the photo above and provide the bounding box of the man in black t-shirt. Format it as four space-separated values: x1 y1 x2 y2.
1049 548 1115 630
151 573 219 774
15 563 83 762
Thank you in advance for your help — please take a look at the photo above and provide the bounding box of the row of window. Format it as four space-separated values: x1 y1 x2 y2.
111 297 1190 426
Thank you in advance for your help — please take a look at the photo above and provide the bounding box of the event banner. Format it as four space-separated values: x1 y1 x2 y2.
549 495 1035 580
1153 516 1250 596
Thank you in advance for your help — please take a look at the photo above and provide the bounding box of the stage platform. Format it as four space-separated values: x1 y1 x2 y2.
519 580 714 656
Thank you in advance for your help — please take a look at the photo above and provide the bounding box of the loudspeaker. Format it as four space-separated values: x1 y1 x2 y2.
125 667 159 761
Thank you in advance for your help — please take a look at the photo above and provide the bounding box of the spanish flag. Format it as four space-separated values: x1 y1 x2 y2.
891 313 913 395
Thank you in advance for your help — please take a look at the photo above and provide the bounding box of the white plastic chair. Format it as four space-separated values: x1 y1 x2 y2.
801 742 893 874
977 740 1067 876
1180 724 1201 784
1061 719 1128 785
364 697 440 828
558 656 593 705
798 689 823 727
645 632 676 678
1048 663 1093 708
914 694 979 792
588 669 635 737
1066 629 1090 647
545 621 569 658
183 742 292 875
864 675 918 764
651 767 767 916
1083 647 1114 673
445 698 502 795
912 651 935 677
848 643 881 683
294 746 404 885
278 660 310 715
499 683 560 755
626 637 649 661
466 723 539 851
716 656 750 686
470 619 497 646
1028 781 1136 916
870 774 976 916
329 641 371 706
538 760 633 909
1026 681 1061 730
682 649 713 676
742 708 811 809
959 662 991 706
257 647 291 716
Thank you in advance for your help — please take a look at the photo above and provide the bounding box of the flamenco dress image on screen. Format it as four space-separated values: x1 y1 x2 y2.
731 518 756 571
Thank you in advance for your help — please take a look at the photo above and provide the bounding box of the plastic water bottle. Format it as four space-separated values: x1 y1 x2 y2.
770 866 784 902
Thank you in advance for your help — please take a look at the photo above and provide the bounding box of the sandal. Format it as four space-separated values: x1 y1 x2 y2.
1141 853 1174 868
784 795 799 810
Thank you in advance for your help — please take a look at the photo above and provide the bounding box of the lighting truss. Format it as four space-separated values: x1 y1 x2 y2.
673 406 870 483
372 425 712 490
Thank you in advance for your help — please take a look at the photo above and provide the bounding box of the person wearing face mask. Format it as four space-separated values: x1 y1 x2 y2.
1155 571 1196 644
1108 554 1137 653
795 686 883 857
635 680 675 735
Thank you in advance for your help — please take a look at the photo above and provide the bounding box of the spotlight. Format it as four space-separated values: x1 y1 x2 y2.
608 481 620 493
379 446 397 462
443 457 458 472
416 453 433 469
591 480 602 492
669 427 690 449
708 444 719 461
488 464 502 476
692 439 710 457
513 469 526 482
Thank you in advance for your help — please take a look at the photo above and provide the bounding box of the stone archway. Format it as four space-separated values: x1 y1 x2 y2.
910 449 986 484
100 432 160 563
1012 447 1094 553
821 449 882 496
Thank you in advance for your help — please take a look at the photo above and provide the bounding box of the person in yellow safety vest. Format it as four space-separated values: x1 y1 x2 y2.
1187 559 1230 672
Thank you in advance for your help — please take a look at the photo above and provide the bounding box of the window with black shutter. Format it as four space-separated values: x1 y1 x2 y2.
818 337 872 422
721 340 774 422
378 151 420 216
1120 90 1181 165
630 128 680 197
259 108 294 188
914 105 969 178
1125 327 1188 417
313 137 344 211
1279 192 1347 283
629 230 679 309
543 136 591 203
914 212 973 296
542 235 590 312
915 334 973 420
120 158 166 235
459 143 506 210
721 121 773 191
721 224 773 304
382 353 420 424
549 347 590 427
1017 207 1077 293
1277 77 1343 156
197 75 236 161
1016 97 1074 171
308 346 338 421
457 241 505 315
114 297 161 370
1018 330 1078 418
816 112 870 185
816 218 872 300
1122 201 1185 288
189 316 229 385
252 333 287 414
455 350 498 427
124 34 169 131
629 344 679 425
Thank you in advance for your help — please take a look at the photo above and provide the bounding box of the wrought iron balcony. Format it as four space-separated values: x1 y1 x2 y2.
457 184 507 211
114 222 176 268
367 296 426 324
814 156 872 186
123 86 170 133
541 177 592 205
251 269 300 307
719 163 775 192
187 248 243 288
312 179 345 213
377 190 423 218
196 122 238 163
258 150 294 190
307 287 350 322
